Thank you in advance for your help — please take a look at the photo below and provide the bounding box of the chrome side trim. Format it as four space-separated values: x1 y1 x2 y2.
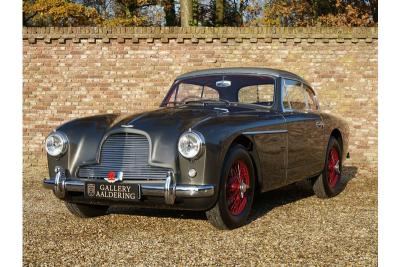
213 107 229 113
242 129 288 135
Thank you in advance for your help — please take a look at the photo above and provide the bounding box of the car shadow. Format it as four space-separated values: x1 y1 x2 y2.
109 165 358 223
109 205 207 220
249 165 358 222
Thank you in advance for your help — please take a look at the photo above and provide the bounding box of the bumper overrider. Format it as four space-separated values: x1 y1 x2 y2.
42 167 215 205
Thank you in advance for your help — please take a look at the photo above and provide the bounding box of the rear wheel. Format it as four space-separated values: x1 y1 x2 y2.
65 202 109 218
313 137 344 198
206 145 255 230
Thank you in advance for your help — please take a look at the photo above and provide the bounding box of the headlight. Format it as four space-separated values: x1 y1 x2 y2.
178 131 204 159
45 131 68 157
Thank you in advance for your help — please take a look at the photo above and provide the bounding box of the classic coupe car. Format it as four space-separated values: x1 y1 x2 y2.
43 67 349 229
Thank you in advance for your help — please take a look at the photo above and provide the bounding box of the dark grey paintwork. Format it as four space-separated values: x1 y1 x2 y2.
45 68 349 210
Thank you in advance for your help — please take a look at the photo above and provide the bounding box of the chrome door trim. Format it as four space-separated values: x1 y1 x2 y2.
242 129 288 135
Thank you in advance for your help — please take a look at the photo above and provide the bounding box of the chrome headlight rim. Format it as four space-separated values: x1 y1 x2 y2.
178 130 205 159
45 131 69 157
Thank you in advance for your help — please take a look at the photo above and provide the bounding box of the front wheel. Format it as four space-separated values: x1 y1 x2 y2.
206 145 255 230
313 137 345 198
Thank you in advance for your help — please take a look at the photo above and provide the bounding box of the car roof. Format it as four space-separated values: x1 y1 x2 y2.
176 67 311 88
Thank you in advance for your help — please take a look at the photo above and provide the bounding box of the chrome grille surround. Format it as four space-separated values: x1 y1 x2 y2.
78 133 170 180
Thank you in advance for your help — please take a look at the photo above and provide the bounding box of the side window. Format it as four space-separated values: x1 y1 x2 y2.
283 79 307 111
238 84 274 106
305 86 319 111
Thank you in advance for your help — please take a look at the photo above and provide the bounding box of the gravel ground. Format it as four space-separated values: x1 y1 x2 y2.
23 164 377 266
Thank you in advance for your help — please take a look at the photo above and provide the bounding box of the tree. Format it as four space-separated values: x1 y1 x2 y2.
180 0 192 26
23 0 378 27
162 0 177 26
242 0 262 26
215 0 223 25
317 0 376 26
23 0 101 26
104 0 155 25
261 0 377 27
80 0 113 18
191 0 254 26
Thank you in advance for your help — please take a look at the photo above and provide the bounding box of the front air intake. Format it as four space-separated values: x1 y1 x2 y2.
78 133 170 180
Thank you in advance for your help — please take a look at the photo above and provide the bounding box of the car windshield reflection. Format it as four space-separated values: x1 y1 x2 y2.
162 75 275 108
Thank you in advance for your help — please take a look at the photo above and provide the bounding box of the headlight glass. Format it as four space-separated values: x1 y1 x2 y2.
45 132 68 157
178 131 204 159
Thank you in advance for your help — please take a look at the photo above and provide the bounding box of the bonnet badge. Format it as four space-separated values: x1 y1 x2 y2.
121 124 134 128
104 171 124 183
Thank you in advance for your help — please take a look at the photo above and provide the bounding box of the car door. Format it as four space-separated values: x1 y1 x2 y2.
281 79 325 184
238 83 288 191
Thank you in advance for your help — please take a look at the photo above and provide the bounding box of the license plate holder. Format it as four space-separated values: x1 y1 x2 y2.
84 181 141 201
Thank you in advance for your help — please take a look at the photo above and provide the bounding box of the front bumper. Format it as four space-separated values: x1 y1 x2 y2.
42 168 215 205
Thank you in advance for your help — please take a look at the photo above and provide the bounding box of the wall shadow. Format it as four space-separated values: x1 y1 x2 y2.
109 165 358 223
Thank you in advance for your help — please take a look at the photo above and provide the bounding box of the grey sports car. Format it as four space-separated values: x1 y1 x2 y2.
43 67 350 229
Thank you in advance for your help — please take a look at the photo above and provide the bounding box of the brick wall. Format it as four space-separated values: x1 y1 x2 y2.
23 27 378 171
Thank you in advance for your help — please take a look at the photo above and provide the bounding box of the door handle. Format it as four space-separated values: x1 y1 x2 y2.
316 121 324 129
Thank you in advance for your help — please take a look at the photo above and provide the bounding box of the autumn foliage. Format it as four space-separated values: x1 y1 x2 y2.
23 0 378 27
23 0 152 26
261 0 377 26
23 0 102 26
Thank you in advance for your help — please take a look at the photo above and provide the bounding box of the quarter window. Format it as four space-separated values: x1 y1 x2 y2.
283 79 307 111
305 86 318 111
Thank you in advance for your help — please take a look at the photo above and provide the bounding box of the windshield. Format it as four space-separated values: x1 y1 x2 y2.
161 75 275 107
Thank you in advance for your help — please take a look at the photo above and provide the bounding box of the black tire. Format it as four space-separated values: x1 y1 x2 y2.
206 144 255 230
65 202 109 218
296 176 317 193
313 137 344 198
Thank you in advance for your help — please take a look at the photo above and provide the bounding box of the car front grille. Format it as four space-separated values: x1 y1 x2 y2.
78 133 170 180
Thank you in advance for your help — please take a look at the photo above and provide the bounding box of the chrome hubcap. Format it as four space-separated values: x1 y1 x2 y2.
239 180 249 198
334 161 340 174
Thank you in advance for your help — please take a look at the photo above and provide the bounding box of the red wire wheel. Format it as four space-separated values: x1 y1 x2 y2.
226 160 251 216
327 147 340 188
206 145 255 229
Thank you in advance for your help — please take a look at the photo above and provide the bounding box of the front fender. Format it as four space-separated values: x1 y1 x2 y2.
179 113 274 204
47 114 121 178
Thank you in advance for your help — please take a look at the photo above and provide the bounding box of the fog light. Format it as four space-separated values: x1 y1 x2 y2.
188 169 197 178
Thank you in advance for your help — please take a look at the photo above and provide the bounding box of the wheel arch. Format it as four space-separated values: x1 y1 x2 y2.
225 134 263 193
330 128 343 151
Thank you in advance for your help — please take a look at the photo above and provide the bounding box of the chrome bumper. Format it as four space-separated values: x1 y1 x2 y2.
42 168 215 205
